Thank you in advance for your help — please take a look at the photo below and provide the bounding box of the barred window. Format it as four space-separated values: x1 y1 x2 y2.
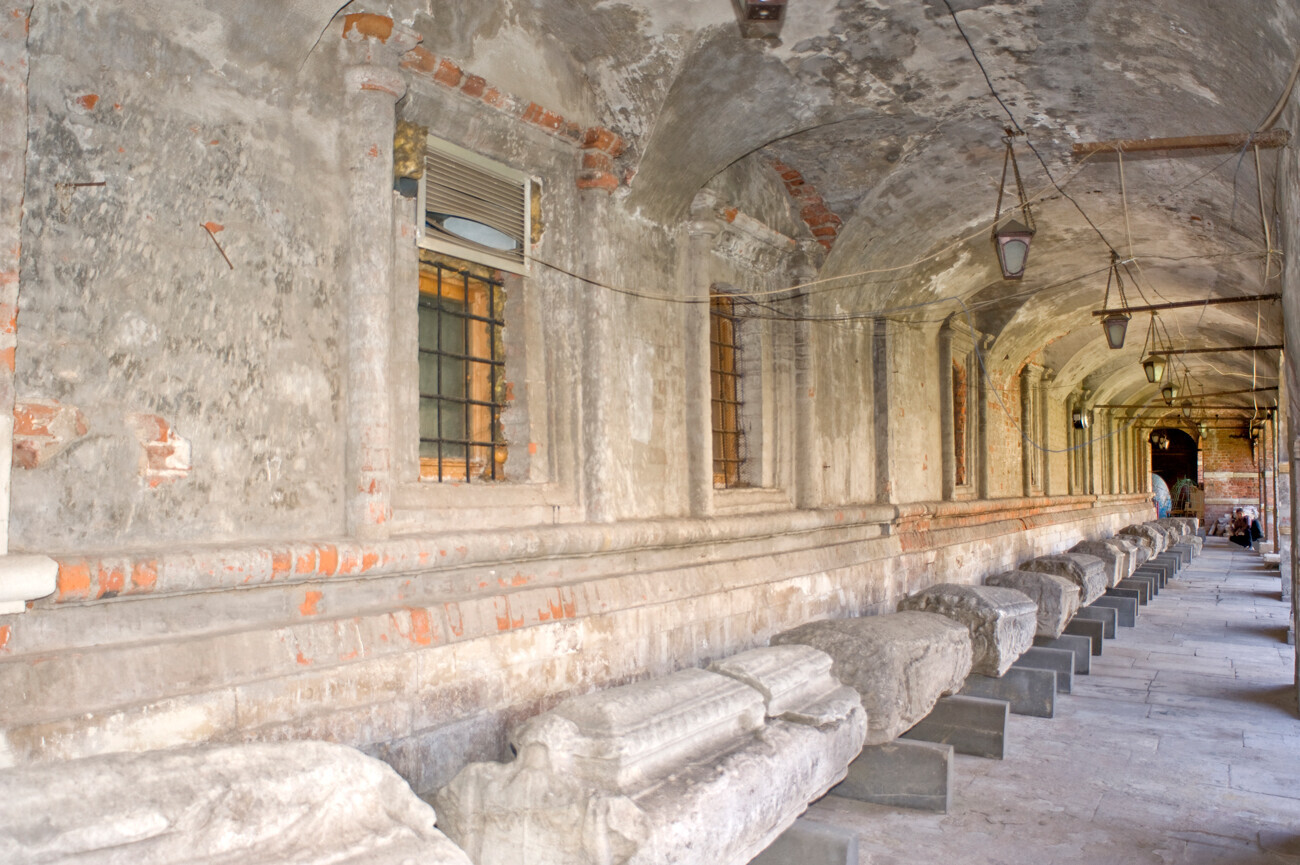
418 259 507 482
710 292 747 488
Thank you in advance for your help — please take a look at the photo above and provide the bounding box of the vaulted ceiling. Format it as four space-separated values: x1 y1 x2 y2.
383 0 1295 423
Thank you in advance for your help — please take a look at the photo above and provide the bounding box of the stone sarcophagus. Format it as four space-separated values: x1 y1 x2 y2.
896 583 1037 677
435 651 866 865
983 569 1081 639
1108 533 1150 566
1070 540 1128 587
1120 524 1164 554
772 612 972 746
0 741 473 865
1018 553 1106 605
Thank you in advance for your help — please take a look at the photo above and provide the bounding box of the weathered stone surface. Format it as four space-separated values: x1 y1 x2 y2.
435 663 866 865
1155 518 1193 539
0 741 472 865
1109 534 1151 566
1120 524 1165 554
710 643 863 726
772 612 973 745
1018 554 1106 605
984 569 1081 639
896 584 1037 677
1070 540 1127 587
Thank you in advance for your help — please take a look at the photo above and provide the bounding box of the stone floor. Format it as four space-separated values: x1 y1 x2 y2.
805 537 1300 865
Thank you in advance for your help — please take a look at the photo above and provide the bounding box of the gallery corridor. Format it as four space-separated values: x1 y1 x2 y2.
806 538 1300 865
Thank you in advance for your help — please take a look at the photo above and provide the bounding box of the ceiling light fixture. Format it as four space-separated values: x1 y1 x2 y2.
1099 252 1131 349
992 133 1035 280
1139 313 1168 384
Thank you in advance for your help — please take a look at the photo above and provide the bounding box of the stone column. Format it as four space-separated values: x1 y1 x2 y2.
685 192 720 518
938 324 955 500
872 319 892 503
339 14 419 539
792 254 822 510
0 2 56 613
1040 372 1052 495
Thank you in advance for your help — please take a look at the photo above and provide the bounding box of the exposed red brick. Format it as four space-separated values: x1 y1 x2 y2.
480 86 507 109
522 102 565 132
433 58 463 89
76 93 98 110
582 126 626 156
56 561 91 601
460 74 486 99
581 151 613 173
342 12 393 42
96 565 125 598
0 625 10 653
14 400 89 469
130 560 158 591
400 45 438 75
299 590 323 616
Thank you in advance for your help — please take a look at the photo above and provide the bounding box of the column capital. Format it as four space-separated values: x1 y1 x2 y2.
341 14 422 99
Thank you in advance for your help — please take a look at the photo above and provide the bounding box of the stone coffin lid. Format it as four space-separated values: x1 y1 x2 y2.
709 644 863 725
1019 554 1106 605
512 667 766 793
1107 534 1151 564
1119 525 1162 553
897 583 1037 618
983 569 1080 639
771 611 972 745
0 741 473 865
1070 541 1125 585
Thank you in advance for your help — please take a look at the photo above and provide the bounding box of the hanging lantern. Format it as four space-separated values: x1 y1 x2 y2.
991 135 1036 280
1098 253 1131 349
1180 398 1193 418
1138 312 1168 382
1161 382 1179 405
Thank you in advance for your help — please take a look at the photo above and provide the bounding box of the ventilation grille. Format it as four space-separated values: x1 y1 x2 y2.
418 137 531 275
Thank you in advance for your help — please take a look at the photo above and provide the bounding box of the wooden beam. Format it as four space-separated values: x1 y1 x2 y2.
1151 344 1283 356
1073 129 1290 157
1091 293 1280 317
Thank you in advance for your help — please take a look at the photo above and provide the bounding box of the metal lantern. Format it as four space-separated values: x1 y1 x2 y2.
991 136 1035 280
1142 355 1166 384
1180 398 1193 418
1098 253 1131 349
1161 382 1179 405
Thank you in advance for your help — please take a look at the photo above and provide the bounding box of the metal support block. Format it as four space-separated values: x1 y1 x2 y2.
1132 571 1161 595
1073 605 1117 638
1090 595 1137 627
1063 618 1104 655
902 695 1009 759
830 739 954 814
960 667 1055 718
748 818 859 865
1033 633 1092 674
1171 542 1196 562
1117 577 1151 603
1134 567 1165 590
1013 647 1074 693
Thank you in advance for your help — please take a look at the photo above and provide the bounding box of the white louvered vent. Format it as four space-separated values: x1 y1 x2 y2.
418 136 531 275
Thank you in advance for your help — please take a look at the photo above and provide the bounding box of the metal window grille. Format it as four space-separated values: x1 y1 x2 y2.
710 293 748 488
418 262 507 482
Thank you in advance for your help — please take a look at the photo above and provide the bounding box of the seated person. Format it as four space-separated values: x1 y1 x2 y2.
1228 508 1253 548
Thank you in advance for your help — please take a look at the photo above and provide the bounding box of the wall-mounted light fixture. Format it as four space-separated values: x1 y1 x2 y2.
1071 408 1091 429
1099 252 1131 349
733 0 788 37
991 134 1035 280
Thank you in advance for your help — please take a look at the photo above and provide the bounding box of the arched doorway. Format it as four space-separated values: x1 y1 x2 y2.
1150 427 1200 513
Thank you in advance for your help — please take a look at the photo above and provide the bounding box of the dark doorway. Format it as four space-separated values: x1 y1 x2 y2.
1150 426 1199 498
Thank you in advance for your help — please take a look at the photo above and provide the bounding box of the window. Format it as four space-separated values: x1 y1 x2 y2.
710 291 747 488
418 258 507 482
952 360 968 488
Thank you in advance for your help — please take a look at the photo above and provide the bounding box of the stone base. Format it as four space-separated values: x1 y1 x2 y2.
902 695 1009 760
1063 618 1105 655
1089 596 1137 627
830 740 954 814
1013 647 1074 693
960 668 1055 718
748 819 858 865
1032 634 1092 674
1116 578 1151 604
1073 605 1117 637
